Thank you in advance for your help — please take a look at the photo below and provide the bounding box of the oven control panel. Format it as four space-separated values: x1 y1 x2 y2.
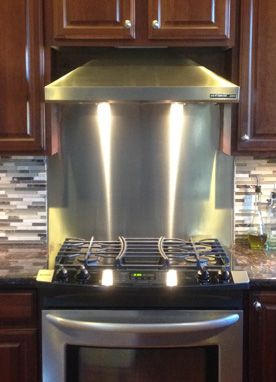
50 267 249 288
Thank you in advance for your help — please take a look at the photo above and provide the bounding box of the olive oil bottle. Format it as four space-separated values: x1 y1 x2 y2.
266 191 276 250
248 185 267 250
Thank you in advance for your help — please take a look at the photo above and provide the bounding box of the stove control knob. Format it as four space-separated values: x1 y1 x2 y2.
197 269 210 282
56 266 69 281
218 269 230 282
76 266 90 282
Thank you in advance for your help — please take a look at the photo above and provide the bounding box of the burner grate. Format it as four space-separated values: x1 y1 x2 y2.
55 236 230 271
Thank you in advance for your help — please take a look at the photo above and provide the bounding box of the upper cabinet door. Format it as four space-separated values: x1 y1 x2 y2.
148 0 236 45
53 0 136 41
0 0 46 153
236 0 276 153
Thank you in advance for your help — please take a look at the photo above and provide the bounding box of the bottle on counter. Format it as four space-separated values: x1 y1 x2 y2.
248 185 267 250
266 191 276 250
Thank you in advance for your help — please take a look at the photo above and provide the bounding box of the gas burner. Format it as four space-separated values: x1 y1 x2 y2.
182 254 218 264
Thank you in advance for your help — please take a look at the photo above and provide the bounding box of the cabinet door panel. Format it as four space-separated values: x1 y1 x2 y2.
237 0 276 152
0 292 36 325
53 0 135 40
0 0 45 153
0 330 37 382
249 292 276 382
148 0 235 44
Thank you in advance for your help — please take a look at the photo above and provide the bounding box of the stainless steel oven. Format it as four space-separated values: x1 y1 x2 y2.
42 308 243 382
39 236 249 382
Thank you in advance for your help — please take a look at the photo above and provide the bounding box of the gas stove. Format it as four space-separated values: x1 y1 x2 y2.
40 236 247 382
51 236 249 288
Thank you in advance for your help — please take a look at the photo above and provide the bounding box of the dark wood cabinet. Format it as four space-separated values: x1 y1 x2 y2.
248 291 276 382
48 0 236 47
0 331 37 382
52 0 136 41
0 0 54 154
234 0 276 153
0 290 38 382
148 0 235 44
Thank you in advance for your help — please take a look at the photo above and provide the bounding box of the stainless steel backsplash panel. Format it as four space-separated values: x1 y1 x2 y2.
48 103 233 266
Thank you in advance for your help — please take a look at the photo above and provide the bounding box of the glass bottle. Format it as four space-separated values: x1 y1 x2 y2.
266 191 276 250
248 185 267 249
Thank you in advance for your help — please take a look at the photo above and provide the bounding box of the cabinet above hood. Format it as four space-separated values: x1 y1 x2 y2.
45 49 239 103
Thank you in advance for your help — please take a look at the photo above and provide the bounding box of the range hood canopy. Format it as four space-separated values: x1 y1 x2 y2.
45 49 239 103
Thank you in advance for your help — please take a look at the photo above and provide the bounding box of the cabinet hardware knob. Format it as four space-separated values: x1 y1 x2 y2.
241 134 250 141
253 301 262 311
152 20 160 29
124 20 132 29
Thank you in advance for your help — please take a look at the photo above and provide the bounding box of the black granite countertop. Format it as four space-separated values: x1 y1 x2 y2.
0 244 48 287
0 243 276 289
231 244 276 288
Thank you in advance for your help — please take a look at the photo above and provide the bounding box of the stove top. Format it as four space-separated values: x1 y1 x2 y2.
52 236 249 288
56 236 229 268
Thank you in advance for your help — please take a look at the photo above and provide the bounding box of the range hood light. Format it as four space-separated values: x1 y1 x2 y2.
166 269 178 287
101 269 114 286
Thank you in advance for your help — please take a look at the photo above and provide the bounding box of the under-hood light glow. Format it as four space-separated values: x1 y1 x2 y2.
166 269 178 287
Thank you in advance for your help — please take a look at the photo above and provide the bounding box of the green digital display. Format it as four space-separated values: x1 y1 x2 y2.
129 272 156 281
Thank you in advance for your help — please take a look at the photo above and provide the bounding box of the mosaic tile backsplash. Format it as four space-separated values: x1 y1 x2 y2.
0 156 47 243
234 156 276 243
0 155 275 245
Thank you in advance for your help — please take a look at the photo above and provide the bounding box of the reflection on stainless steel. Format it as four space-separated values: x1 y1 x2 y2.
48 103 233 266
97 102 112 240
168 103 184 237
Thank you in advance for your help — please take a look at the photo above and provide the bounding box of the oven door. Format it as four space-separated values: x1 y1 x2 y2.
42 309 243 382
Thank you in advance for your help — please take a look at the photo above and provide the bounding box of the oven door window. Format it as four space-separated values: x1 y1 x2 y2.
66 346 218 382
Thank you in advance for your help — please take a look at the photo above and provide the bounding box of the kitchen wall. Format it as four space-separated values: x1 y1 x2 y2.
234 156 276 242
0 156 47 243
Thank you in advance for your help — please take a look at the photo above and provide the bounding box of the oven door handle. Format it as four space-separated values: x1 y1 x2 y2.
46 313 239 333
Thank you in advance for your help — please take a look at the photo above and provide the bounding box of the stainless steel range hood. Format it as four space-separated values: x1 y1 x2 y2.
45 49 239 103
